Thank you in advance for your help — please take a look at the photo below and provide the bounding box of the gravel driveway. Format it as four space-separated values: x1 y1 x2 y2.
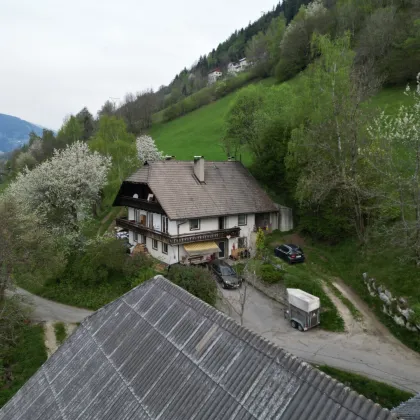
217 283 420 393
13 287 93 323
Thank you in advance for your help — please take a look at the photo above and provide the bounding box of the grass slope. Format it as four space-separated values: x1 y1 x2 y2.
0 324 47 408
149 78 277 165
150 80 411 166
317 365 414 409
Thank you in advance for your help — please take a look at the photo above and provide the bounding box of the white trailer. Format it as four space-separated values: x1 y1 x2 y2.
286 288 320 331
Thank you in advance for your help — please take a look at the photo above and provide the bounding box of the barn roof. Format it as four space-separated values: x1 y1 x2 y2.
0 276 397 420
116 160 278 220
392 394 420 419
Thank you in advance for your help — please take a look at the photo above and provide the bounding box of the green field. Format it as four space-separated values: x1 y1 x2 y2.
149 78 277 165
150 77 411 167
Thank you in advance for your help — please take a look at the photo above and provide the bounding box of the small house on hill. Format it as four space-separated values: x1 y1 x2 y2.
112 157 292 266
208 68 223 85
0 276 398 420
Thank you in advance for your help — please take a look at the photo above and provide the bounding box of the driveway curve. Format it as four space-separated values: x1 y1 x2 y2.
14 287 93 323
217 283 420 393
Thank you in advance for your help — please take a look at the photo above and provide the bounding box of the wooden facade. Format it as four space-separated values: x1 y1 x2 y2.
116 218 240 246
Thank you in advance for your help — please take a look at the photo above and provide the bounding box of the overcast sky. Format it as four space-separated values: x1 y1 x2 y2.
1 0 277 129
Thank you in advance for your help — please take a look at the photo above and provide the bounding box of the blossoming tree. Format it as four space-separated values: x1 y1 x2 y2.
136 135 164 163
8 141 111 234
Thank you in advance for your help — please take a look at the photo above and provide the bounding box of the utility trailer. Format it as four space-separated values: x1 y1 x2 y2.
286 288 320 331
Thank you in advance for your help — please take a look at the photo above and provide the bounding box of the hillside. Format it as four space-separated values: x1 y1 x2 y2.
150 79 412 165
0 113 43 153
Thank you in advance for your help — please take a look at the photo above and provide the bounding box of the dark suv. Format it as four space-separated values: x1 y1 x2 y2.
274 244 305 264
209 259 242 289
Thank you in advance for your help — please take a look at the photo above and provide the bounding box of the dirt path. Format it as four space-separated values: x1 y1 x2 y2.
322 283 364 335
218 283 420 392
13 287 93 323
44 322 58 358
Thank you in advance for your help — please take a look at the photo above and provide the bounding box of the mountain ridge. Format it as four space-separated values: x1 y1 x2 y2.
0 113 44 153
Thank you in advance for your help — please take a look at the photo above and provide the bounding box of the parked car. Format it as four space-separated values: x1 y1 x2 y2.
209 259 242 289
274 244 305 264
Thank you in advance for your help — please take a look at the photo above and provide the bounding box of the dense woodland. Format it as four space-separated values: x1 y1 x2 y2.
1 0 420 397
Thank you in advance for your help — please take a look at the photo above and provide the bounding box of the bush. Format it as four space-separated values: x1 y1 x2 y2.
162 72 256 122
166 265 217 306
0 324 47 408
260 264 283 284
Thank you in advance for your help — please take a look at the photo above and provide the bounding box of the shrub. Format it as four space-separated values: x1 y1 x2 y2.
260 264 282 284
162 72 256 122
166 265 217 306
54 322 67 345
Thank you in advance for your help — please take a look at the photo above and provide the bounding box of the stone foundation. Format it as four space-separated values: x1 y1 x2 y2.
363 272 420 333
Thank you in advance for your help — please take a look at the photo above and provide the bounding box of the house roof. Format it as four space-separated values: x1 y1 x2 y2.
121 160 278 220
0 276 398 420
392 394 420 419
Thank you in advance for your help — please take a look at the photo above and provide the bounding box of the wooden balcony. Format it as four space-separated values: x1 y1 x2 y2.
116 218 241 245
116 196 164 214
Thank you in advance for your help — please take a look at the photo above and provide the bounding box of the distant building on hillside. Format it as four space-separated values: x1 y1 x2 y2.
208 68 222 85
227 58 248 75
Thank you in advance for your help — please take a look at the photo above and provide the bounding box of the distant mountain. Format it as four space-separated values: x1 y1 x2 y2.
0 113 44 153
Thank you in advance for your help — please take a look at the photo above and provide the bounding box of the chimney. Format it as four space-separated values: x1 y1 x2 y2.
193 156 205 182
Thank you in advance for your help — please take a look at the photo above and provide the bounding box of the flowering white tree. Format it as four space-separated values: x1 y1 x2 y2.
136 135 164 163
8 141 111 234
367 74 420 264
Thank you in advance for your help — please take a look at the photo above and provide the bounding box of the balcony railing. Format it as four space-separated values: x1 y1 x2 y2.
116 196 164 214
116 218 241 245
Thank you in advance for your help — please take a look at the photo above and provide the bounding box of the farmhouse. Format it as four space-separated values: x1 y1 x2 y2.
208 68 223 85
0 276 397 420
227 57 249 75
113 157 292 265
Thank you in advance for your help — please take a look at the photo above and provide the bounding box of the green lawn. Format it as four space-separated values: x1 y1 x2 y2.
316 365 414 409
17 277 133 311
366 85 415 115
149 78 277 165
0 324 47 408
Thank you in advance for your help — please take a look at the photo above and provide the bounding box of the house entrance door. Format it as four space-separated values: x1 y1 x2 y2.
218 240 226 258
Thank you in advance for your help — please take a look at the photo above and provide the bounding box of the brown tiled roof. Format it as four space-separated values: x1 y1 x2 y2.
124 161 278 220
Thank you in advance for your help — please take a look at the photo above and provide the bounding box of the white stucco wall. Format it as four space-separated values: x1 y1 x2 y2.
125 209 281 262
225 213 255 256
146 237 178 265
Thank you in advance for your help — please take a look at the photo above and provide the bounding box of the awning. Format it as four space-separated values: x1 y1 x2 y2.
184 241 221 256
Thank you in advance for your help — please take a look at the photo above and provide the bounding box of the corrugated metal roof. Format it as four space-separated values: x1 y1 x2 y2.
184 241 220 255
119 160 278 220
0 276 399 420
392 394 420 419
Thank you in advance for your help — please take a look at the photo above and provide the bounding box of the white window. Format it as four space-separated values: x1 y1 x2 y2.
162 215 169 233
189 219 200 231
162 243 168 254
238 214 247 226
134 209 140 223
133 232 138 242
152 239 158 250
